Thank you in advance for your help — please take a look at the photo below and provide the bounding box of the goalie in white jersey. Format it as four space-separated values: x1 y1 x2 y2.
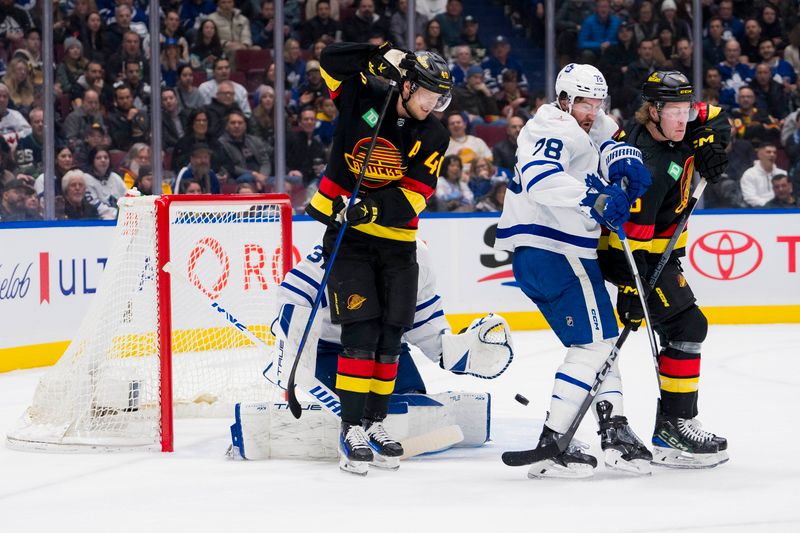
496 64 654 479
229 240 514 461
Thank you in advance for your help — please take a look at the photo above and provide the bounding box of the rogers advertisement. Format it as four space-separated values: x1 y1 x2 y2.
1 212 798 370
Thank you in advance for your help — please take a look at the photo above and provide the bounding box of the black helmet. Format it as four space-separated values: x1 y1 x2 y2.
642 71 694 103
407 51 454 95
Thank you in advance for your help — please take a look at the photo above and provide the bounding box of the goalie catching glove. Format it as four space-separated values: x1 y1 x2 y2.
331 195 379 227
440 314 514 379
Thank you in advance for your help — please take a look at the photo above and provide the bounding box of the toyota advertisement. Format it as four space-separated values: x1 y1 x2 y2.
1 212 798 370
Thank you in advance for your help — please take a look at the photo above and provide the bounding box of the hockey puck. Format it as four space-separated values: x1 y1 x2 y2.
514 393 529 406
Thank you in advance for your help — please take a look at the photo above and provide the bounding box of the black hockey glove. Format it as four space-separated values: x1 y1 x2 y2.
691 127 728 184
617 285 644 331
368 42 416 84
331 195 379 227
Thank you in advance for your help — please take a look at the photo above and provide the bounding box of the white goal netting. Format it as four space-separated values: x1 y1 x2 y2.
7 195 292 451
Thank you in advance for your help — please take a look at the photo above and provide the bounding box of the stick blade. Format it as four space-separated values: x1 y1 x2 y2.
501 441 561 467
400 425 464 459
287 385 302 419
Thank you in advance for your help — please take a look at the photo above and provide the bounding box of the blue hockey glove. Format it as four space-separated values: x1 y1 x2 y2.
582 183 631 229
600 141 652 202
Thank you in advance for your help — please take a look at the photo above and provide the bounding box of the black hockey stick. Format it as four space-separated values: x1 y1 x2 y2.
286 80 398 419
502 177 708 467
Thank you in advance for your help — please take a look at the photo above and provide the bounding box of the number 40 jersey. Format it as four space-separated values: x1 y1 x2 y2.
495 103 619 260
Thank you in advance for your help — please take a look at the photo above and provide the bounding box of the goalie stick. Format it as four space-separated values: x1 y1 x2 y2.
163 261 463 459
502 178 708 467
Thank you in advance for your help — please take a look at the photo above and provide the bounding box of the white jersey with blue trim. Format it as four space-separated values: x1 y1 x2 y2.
277 241 448 362
495 103 618 259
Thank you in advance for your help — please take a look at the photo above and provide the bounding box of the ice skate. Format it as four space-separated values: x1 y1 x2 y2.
364 420 403 470
651 414 728 469
527 427 597 479
596 401 652 475
339 422 373 476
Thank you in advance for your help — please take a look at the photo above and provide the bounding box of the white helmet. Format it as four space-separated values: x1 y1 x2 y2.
555 63 608 110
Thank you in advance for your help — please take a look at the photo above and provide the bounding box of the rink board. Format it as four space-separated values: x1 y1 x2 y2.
1 211 799 371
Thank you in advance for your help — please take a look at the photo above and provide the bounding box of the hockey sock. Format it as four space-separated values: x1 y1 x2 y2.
658 343 701 419
591 358 624 421
546 340 615 434
336 349 375 425
364 353 399 422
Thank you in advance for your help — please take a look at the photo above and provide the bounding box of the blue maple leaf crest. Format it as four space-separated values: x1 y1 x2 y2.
584 172 604 191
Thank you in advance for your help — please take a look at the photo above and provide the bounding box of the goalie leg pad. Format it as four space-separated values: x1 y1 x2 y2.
547 339 616 434
230 392 491 461
394 391 491 447
229 401 339 460
264 303 321 390
441 313 514 379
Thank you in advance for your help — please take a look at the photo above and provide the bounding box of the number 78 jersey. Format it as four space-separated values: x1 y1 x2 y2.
495 103 618 260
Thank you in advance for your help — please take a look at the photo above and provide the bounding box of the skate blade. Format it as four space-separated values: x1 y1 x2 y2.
370 454 400 471
604 450 652 476
338 455 370 476
651 447 729 469
527 459 594 480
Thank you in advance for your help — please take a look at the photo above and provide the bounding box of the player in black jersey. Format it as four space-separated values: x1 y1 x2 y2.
305 42 452 475
598 71 730 468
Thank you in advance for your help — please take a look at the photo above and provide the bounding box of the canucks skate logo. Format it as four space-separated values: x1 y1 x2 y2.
346 293 367 310
344 137 406 186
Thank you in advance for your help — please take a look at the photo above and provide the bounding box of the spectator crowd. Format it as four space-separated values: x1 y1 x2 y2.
1 0 799 222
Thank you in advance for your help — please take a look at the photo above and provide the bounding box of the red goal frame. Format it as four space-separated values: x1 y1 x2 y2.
154 194 293 451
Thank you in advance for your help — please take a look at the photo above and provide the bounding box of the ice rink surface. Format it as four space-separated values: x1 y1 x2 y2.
1 324 798 532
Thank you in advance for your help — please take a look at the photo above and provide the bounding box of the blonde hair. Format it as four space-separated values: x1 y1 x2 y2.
3 57 34 107
469 156 494 178
635 101 655 125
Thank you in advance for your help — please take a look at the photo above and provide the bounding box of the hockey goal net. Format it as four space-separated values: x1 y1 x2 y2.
7 194 293 452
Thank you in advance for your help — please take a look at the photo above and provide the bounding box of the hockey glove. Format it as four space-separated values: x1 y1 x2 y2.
617 285 644 331
582 183 631 230
440 314 514 379
331 195 379 227
368 42 416 84
599 141 652 202
691 127 728 184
